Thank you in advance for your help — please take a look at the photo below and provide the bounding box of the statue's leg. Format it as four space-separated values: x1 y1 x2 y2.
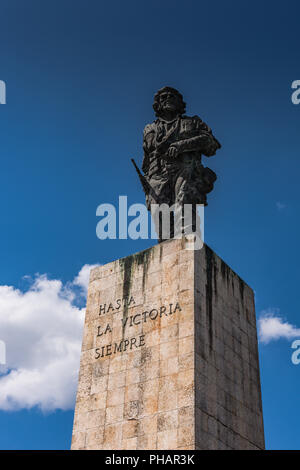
174 174 200 237
147 176 173 243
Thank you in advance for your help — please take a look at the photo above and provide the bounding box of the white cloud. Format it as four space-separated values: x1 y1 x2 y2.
72 263 100 295
258 309 300 344
0 264 99 412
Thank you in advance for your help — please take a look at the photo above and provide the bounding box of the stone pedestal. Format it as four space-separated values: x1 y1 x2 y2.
71 238 264 450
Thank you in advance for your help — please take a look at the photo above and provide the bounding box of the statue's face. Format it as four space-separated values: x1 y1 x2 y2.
159 90 180 114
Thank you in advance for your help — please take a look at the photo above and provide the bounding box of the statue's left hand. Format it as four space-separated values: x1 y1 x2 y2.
166 146 179 158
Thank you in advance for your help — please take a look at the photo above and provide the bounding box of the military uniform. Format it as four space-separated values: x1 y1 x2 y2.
142 114 220 209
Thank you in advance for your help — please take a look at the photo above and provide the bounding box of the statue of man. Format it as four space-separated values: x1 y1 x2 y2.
141 86 221 240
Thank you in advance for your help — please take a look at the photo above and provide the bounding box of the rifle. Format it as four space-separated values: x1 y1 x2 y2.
131 158 159 204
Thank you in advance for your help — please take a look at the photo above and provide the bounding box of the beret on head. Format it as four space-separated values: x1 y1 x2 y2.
153 86 186 117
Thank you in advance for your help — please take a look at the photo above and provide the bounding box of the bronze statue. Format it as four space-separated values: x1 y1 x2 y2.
133 86 221 240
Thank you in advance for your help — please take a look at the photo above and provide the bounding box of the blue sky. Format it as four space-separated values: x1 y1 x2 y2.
0 0 300 449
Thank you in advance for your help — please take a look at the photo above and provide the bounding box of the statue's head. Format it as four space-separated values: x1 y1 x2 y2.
153 86 186 118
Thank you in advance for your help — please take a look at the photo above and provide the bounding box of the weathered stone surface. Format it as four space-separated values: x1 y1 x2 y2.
71 238 264 450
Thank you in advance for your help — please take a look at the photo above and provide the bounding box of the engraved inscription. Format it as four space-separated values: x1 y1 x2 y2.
94 296 182 359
